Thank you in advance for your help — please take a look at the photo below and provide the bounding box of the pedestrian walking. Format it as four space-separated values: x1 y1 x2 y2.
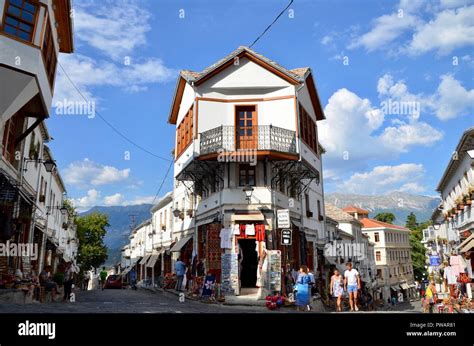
344 262 361 312
63 262 74 302
82 270 90 291
129 267 137 290
175 257 186 292
39 266 58 302
294 265 312 311
425 280 437 314
99 267 108 291
330 269 344 312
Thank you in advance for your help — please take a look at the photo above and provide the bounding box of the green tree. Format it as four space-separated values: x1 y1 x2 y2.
75 212 109 271
405 213 429 281
406 212 418 230
374 212 396 224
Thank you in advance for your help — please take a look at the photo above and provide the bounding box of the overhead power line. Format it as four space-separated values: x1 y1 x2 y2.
151 160 173 205
249 0 294 48
57 62 172 162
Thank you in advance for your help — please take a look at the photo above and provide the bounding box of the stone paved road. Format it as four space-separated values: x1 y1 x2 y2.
0 288 422 313
0 288 270 313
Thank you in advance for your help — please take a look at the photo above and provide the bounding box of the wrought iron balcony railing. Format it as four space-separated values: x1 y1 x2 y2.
200 125 297 155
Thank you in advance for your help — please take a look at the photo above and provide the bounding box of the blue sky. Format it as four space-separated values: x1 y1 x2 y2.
47 0 474 210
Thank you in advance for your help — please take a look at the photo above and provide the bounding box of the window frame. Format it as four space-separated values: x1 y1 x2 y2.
238 164 256 187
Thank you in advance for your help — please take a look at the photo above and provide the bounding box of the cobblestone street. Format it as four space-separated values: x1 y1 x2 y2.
0 288 274 313
0 286 424 313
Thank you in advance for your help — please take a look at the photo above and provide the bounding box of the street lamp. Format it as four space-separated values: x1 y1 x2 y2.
433 223 441 230
23 158 56 172
243 185 254 204
43 160 56 173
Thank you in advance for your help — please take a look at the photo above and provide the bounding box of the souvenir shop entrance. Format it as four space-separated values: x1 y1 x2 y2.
238 238 258 288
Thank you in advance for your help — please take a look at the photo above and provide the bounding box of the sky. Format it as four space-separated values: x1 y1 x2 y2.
46 0 474 211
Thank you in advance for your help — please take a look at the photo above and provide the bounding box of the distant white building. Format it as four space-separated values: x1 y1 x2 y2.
359 217 415 301
324 204 376 290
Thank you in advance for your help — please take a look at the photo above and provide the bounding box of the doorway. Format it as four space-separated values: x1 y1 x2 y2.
235 105 257 150
238 238 258 288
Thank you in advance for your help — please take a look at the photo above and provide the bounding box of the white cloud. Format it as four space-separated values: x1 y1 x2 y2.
431 74 474 120
378 73 474 121
380 122 443 152
338 164 426 194
348 1 474 56
104 193 125 206
319 87 442 173
63 159 130 187
71 189 100 211
70 190 155 211
348 12 420 51
406 6 474 55
54 54 175 104
74 0 151 60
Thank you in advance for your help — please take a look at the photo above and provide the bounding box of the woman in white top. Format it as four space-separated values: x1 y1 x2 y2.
330 269 344 312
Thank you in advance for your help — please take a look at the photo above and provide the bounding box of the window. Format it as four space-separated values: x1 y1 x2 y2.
317 200 322 221
239 164 255 186
3 0 38 42
176 106 193 158
376 269 382 278
376 251 381 261
374 232 379 242
42 19 57 89
2 111 25 166
278 171 285 193
305 193 311 217
299 104 318 155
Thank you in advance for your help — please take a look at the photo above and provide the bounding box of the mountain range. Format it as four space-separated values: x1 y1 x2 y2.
325 191 440 225
80 192 440 265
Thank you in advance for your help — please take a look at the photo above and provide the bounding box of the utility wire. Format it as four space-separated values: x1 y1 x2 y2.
57 62 172 162
151 159 173 205
249 0 294 48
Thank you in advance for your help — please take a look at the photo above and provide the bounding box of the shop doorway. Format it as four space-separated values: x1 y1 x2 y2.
238 239 258 288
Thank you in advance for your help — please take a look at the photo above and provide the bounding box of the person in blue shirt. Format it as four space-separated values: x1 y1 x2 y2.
175 258 187 292
129 268 137 290
294 265 312 311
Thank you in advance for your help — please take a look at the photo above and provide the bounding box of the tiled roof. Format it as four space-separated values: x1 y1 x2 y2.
325 203 357 223
289 67 310 77
178 46 307 83
343 205 370 214
360 218 408 231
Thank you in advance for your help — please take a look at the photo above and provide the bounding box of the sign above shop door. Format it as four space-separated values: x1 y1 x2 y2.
277 209 290 229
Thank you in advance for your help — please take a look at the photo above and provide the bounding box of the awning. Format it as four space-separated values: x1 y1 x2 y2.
146 254 160 268
400 283 410 290
408 283 417 289
291 219 302 228
457 233 473 250
458 234 474 253
231 213 265 222
170 235 193 252
460 239 474 253
139 255 151 265
121 267 131 276
195 217 216 227
390 286 399 291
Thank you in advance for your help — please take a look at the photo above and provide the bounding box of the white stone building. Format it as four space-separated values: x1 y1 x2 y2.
167 46 327 297
0 0 75 277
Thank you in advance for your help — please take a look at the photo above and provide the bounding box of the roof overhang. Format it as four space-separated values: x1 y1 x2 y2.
436 127 474 192
53 0 74 53
304 72 326 121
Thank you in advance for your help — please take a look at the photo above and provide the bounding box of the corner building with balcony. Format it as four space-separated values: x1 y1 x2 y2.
168 47 326 298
